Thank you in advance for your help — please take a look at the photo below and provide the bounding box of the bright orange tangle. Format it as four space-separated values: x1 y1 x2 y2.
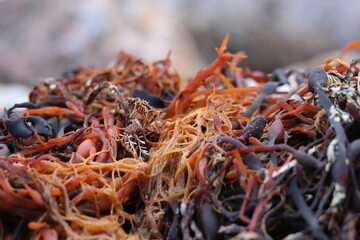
1 35 360 239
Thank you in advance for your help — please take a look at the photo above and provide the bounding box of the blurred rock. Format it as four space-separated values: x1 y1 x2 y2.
284 50 360 70
179 0 360 71
0 0 202 85
0 84 30 109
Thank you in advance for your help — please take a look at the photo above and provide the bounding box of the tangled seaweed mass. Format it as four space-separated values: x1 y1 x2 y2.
1 35 360 239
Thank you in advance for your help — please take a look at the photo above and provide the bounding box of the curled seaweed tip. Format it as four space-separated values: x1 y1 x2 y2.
240 115 267 142
268 118 284 143
308 67 328 93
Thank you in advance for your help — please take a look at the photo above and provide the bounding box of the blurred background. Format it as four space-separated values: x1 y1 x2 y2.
1 0 360 107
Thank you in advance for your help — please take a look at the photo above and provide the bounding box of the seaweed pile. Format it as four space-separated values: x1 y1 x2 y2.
1 35 360 239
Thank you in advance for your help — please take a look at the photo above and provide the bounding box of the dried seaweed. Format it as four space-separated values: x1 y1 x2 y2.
1 36 360 239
